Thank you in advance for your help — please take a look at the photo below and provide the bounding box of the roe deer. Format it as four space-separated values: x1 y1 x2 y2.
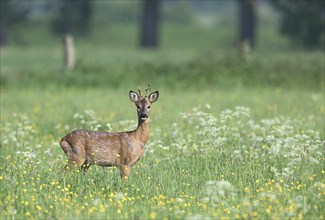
60 85 159 180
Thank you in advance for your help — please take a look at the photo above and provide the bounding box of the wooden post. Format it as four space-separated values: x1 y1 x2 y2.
63 34 75 71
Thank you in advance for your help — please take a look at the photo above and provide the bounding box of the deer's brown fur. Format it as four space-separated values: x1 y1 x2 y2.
60 85 159 180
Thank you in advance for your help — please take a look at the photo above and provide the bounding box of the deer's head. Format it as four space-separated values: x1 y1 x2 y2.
129 85 159 121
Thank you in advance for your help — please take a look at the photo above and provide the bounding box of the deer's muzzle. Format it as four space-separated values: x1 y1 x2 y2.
139 113 148 120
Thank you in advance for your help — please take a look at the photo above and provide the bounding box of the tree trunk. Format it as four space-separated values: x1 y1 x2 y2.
0 30 6 47
140 0 160 48
239 0 256 51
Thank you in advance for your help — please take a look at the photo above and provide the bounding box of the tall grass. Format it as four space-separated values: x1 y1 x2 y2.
0 103 324 219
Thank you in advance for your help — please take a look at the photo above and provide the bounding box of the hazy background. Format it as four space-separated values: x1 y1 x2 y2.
1 0 324 49
0 0 324 125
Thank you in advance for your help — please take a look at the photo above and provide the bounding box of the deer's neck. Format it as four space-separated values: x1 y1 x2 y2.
135 119 150 146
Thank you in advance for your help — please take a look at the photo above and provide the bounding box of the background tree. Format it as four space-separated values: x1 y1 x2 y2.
140 0 160 48
0 0 30 46
50 0 93 36
272 0 325 48
239 0 257 50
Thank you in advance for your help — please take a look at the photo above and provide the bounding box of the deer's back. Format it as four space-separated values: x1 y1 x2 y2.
60 129 143 166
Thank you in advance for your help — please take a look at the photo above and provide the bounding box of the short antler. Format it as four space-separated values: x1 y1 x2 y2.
138 85 142 98
145 84 151 97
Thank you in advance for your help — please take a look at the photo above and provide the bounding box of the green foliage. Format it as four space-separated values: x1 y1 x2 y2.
0 0 30 28
50 0 92 35
272 0 325 48
1 47 323 90
93 1 140 24
162 1 195 24
0 0 31 45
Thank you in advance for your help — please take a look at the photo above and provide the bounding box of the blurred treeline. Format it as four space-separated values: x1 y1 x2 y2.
0 0 324 50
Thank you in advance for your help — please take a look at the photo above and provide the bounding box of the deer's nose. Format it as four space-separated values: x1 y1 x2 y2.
139 113 148 120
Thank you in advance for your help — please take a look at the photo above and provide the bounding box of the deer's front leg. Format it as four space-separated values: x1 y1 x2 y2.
119 165 131 181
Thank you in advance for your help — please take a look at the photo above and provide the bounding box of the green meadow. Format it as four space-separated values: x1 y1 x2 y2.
0 23 324 219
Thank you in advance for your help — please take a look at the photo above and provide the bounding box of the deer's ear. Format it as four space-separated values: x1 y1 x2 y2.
149 91 159 103
129 91 139 102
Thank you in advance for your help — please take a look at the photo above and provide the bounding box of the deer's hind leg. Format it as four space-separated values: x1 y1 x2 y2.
81 159 92 173
60 139 86 171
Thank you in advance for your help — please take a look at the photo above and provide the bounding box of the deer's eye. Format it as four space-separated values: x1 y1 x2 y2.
147 106 151 109
137 105 140 109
